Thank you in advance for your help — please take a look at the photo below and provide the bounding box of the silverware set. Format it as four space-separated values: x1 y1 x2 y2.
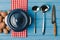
32 4 57 36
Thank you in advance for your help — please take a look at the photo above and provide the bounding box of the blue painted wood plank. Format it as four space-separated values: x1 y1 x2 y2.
0 0 60 40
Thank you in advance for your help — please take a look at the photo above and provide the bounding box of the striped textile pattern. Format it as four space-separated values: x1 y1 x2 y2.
11 0 27 37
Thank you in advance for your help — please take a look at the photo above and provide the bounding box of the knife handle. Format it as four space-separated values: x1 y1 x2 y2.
54 23 56 36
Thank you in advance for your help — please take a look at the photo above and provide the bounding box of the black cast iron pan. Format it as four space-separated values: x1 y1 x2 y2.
5 9 31 32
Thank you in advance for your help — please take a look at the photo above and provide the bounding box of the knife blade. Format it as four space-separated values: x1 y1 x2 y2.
52 5 56 24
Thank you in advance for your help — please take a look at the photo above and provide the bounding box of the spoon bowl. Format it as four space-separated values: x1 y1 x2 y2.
32 6 39 13
40 5 49 13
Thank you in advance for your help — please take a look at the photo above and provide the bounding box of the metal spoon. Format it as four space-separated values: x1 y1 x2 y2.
32 6 39 33
40 5 49 34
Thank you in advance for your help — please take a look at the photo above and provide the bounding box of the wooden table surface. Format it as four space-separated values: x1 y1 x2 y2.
0 0 60 40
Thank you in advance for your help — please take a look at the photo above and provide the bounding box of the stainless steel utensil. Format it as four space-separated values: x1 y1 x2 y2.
40 5 49 34
32 6 39 33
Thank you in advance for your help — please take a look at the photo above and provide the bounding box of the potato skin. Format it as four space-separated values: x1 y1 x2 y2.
6 26 10 31
0 16 3 22
0 12 7 17
3 28 8 34
0 29 3 33
0 22 6 29
3 18 5 22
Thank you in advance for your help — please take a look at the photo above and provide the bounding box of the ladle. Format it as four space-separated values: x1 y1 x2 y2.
40 5 49 34
32 6 39 33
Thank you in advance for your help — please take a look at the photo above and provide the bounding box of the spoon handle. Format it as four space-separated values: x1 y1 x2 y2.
34 13 36 33
42 13 45 34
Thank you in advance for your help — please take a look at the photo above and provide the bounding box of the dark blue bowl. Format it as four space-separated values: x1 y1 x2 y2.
7 9 30 32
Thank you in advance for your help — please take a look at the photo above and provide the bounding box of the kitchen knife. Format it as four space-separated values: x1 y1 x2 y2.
52 5 56 36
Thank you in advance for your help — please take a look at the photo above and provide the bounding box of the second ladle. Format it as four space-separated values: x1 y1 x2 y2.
40 5 49 34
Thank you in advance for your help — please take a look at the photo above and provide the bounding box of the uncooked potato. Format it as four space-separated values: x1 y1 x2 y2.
3 28 8 34
0 11 10 34
0 22 6 29
0 16 3 22
0 29 3 33
0 12 7 17
6 26 10 31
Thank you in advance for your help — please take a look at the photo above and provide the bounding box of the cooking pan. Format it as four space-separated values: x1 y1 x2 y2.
5 9 31 32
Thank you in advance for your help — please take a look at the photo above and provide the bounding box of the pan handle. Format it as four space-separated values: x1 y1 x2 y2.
5 15 8 26
29 16 31 25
